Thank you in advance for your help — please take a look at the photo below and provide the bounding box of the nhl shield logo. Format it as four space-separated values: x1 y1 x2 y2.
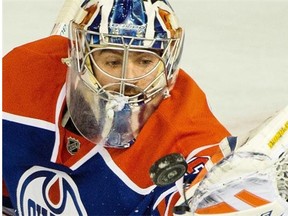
67 137 80 155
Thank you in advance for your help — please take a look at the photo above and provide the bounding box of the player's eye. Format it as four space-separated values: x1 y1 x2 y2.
104 59 122 68
135 55 159 68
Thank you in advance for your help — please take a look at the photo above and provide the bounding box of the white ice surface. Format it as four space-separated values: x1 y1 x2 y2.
3 0 288 135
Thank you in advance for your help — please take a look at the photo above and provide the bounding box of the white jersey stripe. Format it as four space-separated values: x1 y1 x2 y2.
98 147 157 195
2 112 55 132
51 83 67 162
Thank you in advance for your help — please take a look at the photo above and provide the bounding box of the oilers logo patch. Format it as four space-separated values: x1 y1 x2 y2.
16 166 87 216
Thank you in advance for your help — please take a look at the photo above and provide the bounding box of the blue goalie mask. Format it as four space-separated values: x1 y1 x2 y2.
66 0 184 148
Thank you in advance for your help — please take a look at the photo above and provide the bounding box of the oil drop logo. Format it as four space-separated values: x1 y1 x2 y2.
17 166 87 216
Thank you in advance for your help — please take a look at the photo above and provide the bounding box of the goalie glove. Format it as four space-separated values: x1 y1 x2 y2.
174 105 288 216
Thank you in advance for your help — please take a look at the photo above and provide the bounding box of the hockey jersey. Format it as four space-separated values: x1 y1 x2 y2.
3 35 230 215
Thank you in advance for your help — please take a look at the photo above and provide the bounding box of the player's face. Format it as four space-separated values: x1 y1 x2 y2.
91 49 163 96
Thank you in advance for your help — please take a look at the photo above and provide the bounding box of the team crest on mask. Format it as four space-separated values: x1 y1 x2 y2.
16 166 87 216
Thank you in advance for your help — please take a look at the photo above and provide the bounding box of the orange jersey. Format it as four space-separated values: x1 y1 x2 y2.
3 35 230 215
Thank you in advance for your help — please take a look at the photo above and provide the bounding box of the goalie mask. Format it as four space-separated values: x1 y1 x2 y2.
66 0 184 148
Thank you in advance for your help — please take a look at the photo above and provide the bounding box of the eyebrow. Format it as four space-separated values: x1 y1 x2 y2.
97 49 162 57
99 49 123 56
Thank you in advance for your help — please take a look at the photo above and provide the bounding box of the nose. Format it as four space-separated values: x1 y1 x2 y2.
121 62 144 96
125 62 138 80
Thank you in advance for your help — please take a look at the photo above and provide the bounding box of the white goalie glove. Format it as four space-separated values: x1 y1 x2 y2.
174 105 288 216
